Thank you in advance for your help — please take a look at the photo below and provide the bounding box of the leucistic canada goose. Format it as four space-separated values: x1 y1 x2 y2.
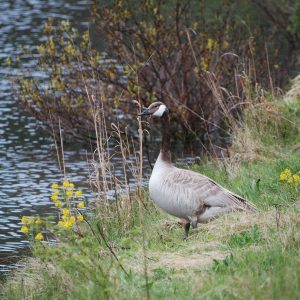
139 101 255 239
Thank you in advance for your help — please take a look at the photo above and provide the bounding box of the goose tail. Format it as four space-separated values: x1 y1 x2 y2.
229 192 256 212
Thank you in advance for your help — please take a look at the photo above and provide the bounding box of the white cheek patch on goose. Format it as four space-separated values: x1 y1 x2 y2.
153 105 167 117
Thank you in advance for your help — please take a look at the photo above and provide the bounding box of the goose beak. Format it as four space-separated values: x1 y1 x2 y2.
138 107 151 117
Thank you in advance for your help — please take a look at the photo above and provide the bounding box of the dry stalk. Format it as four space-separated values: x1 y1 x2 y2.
58 119 66 179
111 122 133 228
137 102 150 300
49 113 63 173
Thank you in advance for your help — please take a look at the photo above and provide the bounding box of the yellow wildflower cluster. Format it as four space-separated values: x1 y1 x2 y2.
279 168 300 188
58 208 76 229
57 208 84 228
50 180 83 208
50 180 86 230
20 216 43 242
21 215 42 226
20 179 87 244
21 180 85 242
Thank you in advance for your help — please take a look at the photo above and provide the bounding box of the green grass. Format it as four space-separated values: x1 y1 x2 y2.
2 98 300 299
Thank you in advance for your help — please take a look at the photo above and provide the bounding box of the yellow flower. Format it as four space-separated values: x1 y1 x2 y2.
55 200 62 207
27 217 34 225
69 216 76 224
62 208 70 216
35 218 42 225
279 168 292 181
75 190 82 197
77 202 85 208
21 216 28 224
284 168 292 175
69 183 75 189
63 221 73 229
21 226 29 234
58 221 64 227
51 193 58 201
53 189 59 195
207 38 215 51
35 232 43 241
63 180 70 188
293 174 300 186
66 190 73 198
51 183 59 189
77 215 84 221
279 172 287 181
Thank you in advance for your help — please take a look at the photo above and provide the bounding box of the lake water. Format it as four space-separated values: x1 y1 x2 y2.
0 0 98 276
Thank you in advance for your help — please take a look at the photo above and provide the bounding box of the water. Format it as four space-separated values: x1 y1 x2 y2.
0 0 95 276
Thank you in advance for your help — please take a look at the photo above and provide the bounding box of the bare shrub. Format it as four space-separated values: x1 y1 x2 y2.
17 0 299 156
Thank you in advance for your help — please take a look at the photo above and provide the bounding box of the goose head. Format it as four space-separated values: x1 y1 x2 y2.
139 101 168 118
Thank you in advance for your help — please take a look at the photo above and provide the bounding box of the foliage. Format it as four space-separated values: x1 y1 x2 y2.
18 20 105 141
16 0 300 156
226 224 263 248
212 253 235 273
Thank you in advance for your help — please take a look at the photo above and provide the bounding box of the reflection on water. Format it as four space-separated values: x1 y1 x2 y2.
0 0 93 276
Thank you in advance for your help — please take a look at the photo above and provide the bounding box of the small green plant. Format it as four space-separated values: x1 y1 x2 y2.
212 253 235 273
227 224 263 248
152 268 169 281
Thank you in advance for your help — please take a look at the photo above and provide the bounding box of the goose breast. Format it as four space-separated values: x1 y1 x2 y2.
149 166 204 219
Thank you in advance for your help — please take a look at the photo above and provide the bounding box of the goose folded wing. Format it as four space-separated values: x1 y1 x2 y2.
170 168 251 210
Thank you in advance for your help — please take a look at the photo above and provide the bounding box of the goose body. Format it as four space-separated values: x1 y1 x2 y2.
140 101 255 237
149 152 250 225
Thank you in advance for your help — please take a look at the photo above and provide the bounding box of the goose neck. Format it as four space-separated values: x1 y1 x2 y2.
160 114 172 163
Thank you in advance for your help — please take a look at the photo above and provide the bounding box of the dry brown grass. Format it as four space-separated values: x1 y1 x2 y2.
284 74 300 103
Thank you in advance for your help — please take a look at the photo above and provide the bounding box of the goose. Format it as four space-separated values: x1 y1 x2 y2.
139 101 255 239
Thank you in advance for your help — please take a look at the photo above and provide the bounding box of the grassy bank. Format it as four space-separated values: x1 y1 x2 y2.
2 96 300 299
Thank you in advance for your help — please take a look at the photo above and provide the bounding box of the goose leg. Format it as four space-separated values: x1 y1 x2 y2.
184 222 190 240
188 216 198 229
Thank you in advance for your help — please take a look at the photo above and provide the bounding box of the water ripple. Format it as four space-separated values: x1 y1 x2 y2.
0 0 91 276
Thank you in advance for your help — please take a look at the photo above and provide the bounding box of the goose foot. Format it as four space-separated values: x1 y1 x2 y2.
183 222 190 241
